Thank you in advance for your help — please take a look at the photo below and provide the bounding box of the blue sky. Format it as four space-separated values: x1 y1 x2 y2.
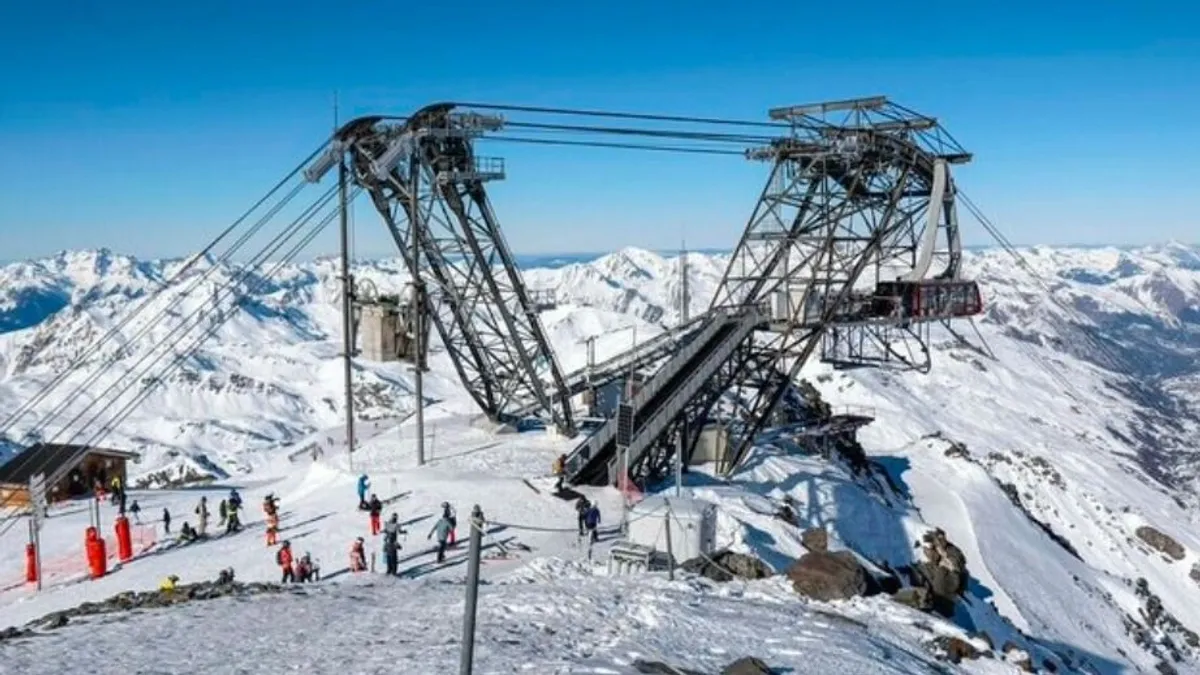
0 0 1197 260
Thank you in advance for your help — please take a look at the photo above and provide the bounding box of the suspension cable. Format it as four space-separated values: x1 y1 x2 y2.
0 186 348 522
0 143 327 435
484 136 747 156
450 101 791 130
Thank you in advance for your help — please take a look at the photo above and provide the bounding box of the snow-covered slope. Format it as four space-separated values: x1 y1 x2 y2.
1 242 1199 673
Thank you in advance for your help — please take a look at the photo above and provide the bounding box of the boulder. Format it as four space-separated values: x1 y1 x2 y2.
633 659 705 675
786 551 869 601
932 636 979 664
891 586 934 612
680 551 773 583
1136 525 1186 561
915 529 968 617
801 527 828 553
721 656 773 674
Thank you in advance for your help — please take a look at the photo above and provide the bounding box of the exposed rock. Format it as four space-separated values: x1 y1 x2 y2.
1123 577 1200 665
1191 563 1200 584
786 551 868 601
943 441 969 459
1002 642 1034 672
931 635 979 664
633 659 705 675
9 578 296 641
914 529 968 618
801 527 828 553
892 586 934 612
680 550 773 583
1136 525 1186 561
721 656 773 674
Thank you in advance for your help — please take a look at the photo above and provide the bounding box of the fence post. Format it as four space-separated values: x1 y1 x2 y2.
460 505 484 675
664 509 675 581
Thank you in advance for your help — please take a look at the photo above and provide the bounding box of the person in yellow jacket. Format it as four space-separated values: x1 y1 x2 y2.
159 574 179 592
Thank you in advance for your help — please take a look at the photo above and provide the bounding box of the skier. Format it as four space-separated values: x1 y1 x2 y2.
428 512 454 563
110 476 122 504
226 499 242 534
356 474 370 509
162 507 172 534
367 494 383 536
218 498 228 528
159 574 180 592
117 490 127 516
441 502 458 545
382 514 405 576
584 502 601 544
263 494 280 546
130 500 141 524
216 567 235 585
574 497 590 536
349 537 367 572
228 488 242 512
195 496 210 537
296 553 317 582
276 540 295 583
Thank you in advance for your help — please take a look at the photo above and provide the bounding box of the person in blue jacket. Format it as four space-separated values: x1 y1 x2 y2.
584 503 601 543
357 474 370 509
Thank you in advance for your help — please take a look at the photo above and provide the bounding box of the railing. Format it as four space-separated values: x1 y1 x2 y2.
610 307 764 476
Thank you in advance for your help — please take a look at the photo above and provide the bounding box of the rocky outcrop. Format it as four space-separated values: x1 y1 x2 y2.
1 579 294 642
891 586 934 612
1135 525 1186 561
1122 577 1200 667
930 635 980 664
913 529 968 618
681 551 773 583
632 656 775 675
633 660 705 675
721 657 773 674
786 551 869 601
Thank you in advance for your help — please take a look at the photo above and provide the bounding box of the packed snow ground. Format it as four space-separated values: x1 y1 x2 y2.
1 244 1200 672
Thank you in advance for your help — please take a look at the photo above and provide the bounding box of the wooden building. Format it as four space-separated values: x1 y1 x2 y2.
0 444 140 508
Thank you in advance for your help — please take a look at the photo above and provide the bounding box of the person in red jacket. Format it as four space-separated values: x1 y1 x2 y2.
276 540 295 583
349 537 367 572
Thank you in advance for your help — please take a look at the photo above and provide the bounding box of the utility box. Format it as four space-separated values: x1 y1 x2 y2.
626 495 717 563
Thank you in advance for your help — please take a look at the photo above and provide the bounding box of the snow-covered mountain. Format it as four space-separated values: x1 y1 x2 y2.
1 242 1200 673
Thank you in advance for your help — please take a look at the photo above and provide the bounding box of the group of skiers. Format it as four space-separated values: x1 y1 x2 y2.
275 540 319 583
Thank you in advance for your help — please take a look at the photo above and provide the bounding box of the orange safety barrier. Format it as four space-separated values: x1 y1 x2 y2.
25 543 37 583
114 516 133 561
85 526 107 579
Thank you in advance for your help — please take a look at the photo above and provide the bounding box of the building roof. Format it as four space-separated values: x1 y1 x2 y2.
0 444 139 486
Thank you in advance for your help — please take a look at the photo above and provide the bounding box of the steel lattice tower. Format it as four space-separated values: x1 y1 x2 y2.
321 105 576 436
710 96 974 469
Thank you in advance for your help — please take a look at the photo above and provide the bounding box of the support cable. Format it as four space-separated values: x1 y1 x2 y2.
0 185 348 525
1 180 312 446
0 145 325 435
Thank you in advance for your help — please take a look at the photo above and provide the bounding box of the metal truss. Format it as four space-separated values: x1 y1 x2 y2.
333 106 575 435
709 96 975 470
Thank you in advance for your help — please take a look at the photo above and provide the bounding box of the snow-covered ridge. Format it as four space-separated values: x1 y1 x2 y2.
1 242 1199 671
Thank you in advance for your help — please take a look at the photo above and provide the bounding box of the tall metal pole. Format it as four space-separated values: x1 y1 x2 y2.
411 158 426 467
339 155 356 471
663 509 675 581
460 505 484 675
675 424 684 497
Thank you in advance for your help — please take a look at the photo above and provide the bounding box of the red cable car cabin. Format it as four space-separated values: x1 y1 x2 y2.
874 279 983 322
